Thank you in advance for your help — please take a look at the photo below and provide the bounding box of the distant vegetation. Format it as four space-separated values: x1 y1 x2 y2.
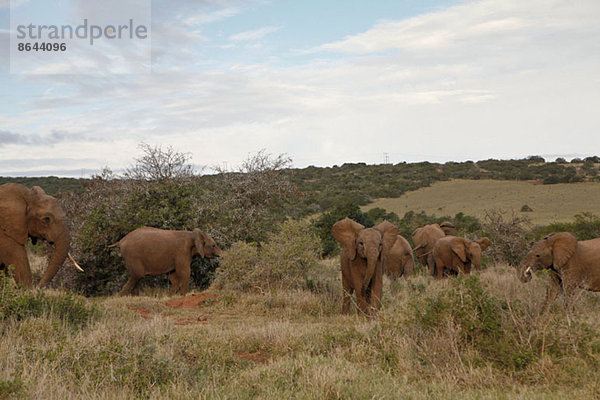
0 176 85 196
3 155 600 214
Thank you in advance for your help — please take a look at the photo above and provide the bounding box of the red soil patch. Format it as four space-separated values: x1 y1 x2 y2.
174 315 208 326
237 351 270 364
127 307 153 320
165 293 218 309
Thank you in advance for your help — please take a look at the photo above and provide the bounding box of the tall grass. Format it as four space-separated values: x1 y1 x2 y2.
1 262 599 399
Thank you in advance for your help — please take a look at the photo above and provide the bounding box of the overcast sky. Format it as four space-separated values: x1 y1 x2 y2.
1 0 599 177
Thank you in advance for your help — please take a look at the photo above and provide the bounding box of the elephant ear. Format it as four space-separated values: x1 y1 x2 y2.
477 237 491 252
332 218 364 261
31 186 47 196
373 220 399 258
193 228 207 258
0 184 29 245
548 232 577 269
451 239 468 263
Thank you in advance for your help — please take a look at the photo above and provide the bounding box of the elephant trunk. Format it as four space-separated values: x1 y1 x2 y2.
37 232 70 288
362 250 380 295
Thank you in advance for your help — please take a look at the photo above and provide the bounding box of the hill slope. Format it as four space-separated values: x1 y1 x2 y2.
365 179 600 225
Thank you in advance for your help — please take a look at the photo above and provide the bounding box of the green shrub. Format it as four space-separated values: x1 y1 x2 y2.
213 220 321 292
58 148 297 296
0 377 23 399
312 201 373 257
212 242 260 292
0 274 98 330
408 276 536 370
535 212 600 240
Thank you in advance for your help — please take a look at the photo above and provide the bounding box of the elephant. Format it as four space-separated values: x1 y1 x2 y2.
412 224 446 274
110 227 222 296
440 221 458 236
0 183 83 288
518 232 600 309
432 236 491 279
385 235 415 280
332 218 398 316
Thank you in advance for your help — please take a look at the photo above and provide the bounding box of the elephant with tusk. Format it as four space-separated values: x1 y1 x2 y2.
518 232 600 309
0 183 84 288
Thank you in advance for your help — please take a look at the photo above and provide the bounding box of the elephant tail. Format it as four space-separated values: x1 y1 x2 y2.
108 242 120 249
413 243 426 251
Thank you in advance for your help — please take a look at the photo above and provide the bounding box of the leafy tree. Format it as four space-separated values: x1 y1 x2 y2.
312 202 373 257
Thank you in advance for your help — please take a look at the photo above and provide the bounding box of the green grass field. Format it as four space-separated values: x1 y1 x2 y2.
2 257 600 399
365 179 600 225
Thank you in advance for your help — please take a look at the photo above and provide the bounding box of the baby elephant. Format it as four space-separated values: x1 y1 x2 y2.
432 236 491 279
110 227 221 296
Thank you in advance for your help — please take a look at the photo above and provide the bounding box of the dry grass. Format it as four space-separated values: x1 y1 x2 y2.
2 260 600 399
365 179 600 225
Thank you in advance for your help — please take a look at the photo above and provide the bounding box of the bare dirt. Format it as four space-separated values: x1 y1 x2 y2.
165 293 218 309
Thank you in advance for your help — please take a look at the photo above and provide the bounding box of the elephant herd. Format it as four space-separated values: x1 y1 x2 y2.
2 182 600 318
333 216 600 316
332 218 491 316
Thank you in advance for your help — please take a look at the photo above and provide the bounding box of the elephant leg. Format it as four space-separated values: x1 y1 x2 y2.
168 272 179 294
341 272 354 314
351 273 369 315
454 259 466 275
120 275 141 296
172 264 191 295
543 272 562 311
427 253 436 276
0 242 32 288
434 256 445 279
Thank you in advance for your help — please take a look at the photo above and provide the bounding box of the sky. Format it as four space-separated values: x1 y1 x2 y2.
0 0 599 177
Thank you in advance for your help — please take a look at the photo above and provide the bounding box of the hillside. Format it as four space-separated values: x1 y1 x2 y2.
3 156 600 213
364 179 600 225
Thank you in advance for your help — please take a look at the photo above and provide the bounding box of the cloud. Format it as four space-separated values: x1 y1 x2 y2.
183 7 241 25
315 0 599 55
1 0 600 175
229 25 280 41
0 129 29 146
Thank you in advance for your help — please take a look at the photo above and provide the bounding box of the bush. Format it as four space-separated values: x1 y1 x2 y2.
213 220 321 293
408 275 536 370
59 172 213 296
0 274 98 330
58 148 297 296
520 204 533 212
480 209 532 265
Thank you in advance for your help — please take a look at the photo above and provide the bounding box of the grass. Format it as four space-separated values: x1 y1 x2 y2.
365 179 600 225
2 259 600 399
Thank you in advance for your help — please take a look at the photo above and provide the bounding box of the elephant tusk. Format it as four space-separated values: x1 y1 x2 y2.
67 253 84 272
525 267 532 275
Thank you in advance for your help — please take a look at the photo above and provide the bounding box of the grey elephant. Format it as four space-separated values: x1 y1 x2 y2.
385 235 415 280
332 218 398 316
518 232 600 308
432 236 491 279
0 183 83 288
412 224 446 274
110 227 222 296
